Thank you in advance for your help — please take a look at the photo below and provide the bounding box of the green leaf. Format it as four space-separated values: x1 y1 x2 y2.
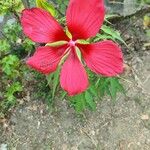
101 25 128 47
52 68 60 99
5 82 23 100
89 85 97 97
107 78 125 101
96 77 125 101
98 77 108 97
144 0 150 4
109 78 118 101
0 39 11 54
0 0 24 15
36 0 57 17
1 55 20 76
72 94 86 113
85 91 96 111
46 73 54 86
46 67 60 99
94 34 115 42
60 91 67 100
75 98 86 113
36 0 45 7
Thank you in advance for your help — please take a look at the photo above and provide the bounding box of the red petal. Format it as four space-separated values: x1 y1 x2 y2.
60 48 89 95
27 45 67 74
79 41 123 76
21 8 68 43
66 0 105 40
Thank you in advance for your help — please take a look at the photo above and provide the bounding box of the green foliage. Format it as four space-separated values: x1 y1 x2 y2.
0 39 11 54
0 21 34 117
94 25 127 47
22 38 35 52
68 75 125 113
1 22 35 56
137 0 150 4
46 67 60 99
3 22 22 44
0 82 23 118
1 55 20 77
0 54 23 117
85 91 96 111
144 0 150 4
0 0 23 15
97 77 125 101
36 0 57 17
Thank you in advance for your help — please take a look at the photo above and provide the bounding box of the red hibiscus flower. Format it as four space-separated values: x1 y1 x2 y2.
21 0 123 95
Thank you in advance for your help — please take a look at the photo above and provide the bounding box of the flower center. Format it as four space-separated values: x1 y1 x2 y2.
68 40 76 47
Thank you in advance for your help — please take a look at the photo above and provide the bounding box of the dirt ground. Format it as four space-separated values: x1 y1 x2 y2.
0 12 150 150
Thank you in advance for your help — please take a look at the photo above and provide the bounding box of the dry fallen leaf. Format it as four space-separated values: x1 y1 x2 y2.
141 114 149 120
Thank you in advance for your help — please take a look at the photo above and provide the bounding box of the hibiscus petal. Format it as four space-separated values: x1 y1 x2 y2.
60 48 89 95
27 45 67 74
66 0 105 40
79 40 123 76
21 8 68 43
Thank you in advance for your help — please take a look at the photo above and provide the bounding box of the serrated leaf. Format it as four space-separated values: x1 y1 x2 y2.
52 68 60 99
60 91 67 100
5 82 23 100
94 34 114 42
109 78 118 100
101 25 128 47
89 85 97 97
74 94 86 113
85 91 96 111
108 78 125 101
1 55 20 76
97 77 125 101
98 77 109 97
46 73 54 85
114 78 125 94
0 39 11 53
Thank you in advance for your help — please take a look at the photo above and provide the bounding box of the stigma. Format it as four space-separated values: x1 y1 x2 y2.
68 40 76 47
